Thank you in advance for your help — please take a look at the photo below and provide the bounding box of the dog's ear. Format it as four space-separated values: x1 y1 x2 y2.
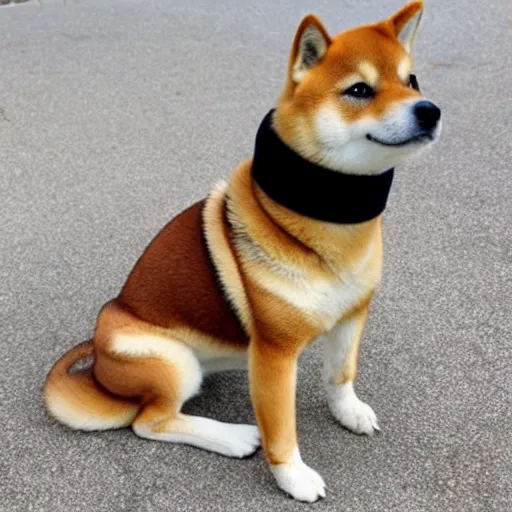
289 15 331 84
388 1 423 53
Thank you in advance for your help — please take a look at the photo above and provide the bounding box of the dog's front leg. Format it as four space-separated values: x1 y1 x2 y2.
249 338 326 502
323 302 380 435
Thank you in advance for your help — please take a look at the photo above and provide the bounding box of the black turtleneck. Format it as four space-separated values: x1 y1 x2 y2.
252 110 395 224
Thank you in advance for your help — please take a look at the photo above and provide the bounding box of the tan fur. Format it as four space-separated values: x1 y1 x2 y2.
44 1 436 502
358 61 380 87
43 340 140 430
249 339 299 464
203 181 253 334
397 55 413 83
333 302 371 385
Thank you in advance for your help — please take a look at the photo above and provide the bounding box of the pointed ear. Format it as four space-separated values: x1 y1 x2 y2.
389 1 424 52
289 15 331 84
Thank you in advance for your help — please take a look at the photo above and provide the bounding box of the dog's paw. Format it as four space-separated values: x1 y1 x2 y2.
271 450 326 502
328 383 380 435
223 424 261 458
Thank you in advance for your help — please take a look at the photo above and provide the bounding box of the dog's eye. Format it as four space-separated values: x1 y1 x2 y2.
344 82 375 99
408 74 420 91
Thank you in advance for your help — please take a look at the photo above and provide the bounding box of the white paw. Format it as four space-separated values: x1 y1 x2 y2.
271 450 326 502
222 424 261 458
328 383 380 435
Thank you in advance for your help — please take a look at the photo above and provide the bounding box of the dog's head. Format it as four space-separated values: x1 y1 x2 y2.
275 1 441 175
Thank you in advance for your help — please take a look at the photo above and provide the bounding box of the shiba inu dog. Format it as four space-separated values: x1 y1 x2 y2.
44 1 441 502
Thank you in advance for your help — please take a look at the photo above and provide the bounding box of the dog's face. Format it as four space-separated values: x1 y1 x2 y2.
276 1 441 175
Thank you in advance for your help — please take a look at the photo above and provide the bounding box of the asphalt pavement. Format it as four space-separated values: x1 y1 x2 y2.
1 0 511 511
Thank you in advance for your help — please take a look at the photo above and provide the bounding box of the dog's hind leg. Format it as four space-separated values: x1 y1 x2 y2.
95 328 260 458
134 410 260 458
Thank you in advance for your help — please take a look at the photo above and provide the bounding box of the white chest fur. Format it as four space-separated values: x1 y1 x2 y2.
255 244 381 331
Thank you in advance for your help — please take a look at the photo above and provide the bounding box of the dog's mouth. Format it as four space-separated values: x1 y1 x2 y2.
366 133 434 147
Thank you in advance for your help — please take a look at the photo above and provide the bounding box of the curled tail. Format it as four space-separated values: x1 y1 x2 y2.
43 340 140 431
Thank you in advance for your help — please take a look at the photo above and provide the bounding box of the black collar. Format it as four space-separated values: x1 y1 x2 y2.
252 110 394 224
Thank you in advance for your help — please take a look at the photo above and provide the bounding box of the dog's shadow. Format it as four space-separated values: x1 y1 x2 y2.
181 371 256 424
181 350 326 427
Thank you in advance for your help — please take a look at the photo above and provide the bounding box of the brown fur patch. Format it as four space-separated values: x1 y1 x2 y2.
118 200 248 348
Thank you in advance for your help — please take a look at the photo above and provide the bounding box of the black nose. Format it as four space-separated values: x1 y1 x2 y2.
414 101 441 132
